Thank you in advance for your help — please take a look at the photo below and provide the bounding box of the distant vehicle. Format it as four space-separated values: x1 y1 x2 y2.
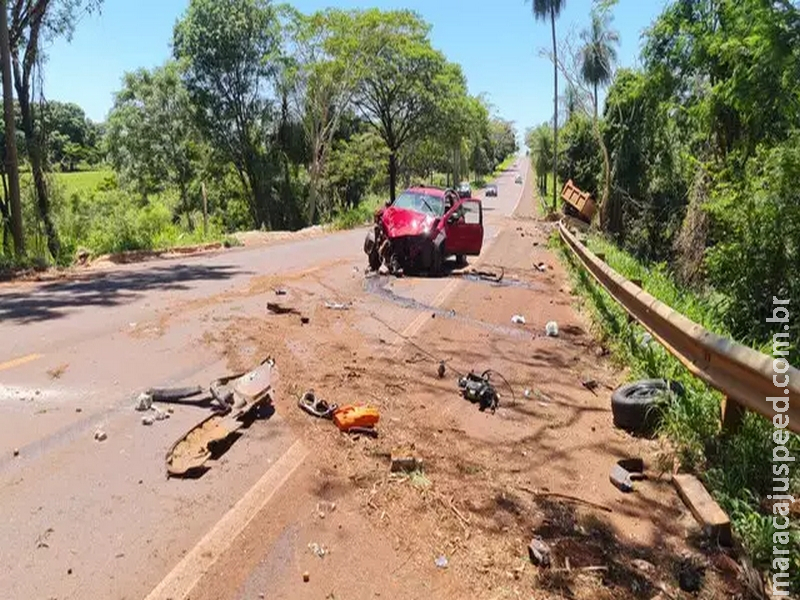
456 182 471 198
515 175 523 184
484 184 498 197
364 187 484 276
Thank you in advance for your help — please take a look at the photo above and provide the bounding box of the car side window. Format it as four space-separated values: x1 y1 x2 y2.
462 201 481 225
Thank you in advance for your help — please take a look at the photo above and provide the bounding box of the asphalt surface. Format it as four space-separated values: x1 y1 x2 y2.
0 159 529 600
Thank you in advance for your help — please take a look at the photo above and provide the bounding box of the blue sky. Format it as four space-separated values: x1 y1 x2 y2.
44 0 669 140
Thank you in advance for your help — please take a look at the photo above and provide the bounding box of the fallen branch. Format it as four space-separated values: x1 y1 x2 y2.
517 486 613 513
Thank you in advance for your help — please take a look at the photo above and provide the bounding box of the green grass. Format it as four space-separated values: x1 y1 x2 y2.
20 169 116 197
553 231 800 591
329 194 383 231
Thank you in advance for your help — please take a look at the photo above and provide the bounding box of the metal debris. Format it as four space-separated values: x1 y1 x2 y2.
324 301 351 311
610 458 645 493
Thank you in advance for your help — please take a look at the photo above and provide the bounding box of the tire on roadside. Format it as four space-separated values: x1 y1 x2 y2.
610 379 683 435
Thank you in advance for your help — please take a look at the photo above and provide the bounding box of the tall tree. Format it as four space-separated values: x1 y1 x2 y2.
0 0 22 256
352 9 446 202
579 11 619 118
8 0 104 260
530 0 566 211
106 62 202 228
174 0 282 229
283 7 367 223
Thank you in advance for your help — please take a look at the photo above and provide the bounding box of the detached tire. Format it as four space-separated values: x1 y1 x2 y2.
611 379 683 434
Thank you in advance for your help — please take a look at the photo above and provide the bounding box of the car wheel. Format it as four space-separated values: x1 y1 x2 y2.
429 244 443 278
611 379 683 434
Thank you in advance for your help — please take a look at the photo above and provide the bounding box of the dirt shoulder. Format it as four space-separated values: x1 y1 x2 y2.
184 189 746 600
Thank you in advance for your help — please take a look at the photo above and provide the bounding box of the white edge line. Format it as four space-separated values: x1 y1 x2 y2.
144 439 309 600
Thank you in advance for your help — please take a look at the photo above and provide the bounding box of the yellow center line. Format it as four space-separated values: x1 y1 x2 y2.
0 353 43 372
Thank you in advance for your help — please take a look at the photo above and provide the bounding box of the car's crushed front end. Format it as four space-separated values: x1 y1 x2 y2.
365 205 440 276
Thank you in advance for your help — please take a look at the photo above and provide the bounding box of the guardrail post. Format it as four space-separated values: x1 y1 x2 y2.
721 397 746 434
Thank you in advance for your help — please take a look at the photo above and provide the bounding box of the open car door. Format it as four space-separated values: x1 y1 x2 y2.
443 199 483 256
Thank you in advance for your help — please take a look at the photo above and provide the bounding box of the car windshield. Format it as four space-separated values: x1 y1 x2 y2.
392 191 445 217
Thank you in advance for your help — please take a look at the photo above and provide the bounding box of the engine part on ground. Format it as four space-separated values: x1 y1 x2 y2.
458 371 500 413
332 405 380 432
165 358 277 478
298 391 338 419
609 457 645 493
611 379 683 434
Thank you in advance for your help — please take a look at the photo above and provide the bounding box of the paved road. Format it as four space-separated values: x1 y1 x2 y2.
0 159 530 600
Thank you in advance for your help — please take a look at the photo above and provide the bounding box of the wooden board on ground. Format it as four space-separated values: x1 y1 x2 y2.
673 474 732 545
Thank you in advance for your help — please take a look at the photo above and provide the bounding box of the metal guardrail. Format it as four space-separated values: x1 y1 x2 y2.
559 222 800 434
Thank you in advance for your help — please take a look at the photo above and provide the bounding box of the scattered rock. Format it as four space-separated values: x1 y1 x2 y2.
142 416 155 426
302 571 310 583
300 316 310 325
94 430 107 442
632 559 656 575
166 407 174 414
528 537 551 567
153 408 169 421
435 555 449 569
75 408 82 413
135 393 153 412
13 448 19 457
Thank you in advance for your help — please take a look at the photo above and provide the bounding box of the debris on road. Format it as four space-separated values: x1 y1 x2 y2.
610 458 645 493
332 405 380 432
391 450 422 473
523 388 532 399
267 302 298 315
324 300 351 310
347 426 379 438
13 448 19 457
458 371 500 412
463 267 504 283
581 379 599 394
545 321 559 337
274 288 287 296
528 537 551 567
94 429 107 442
301 316 310 325
435 555 449 569
298 391 338 419
135 393 153 412
166 358 276 477
47 363 69 379
36 527 54 549
142 415 155 426
511 315 526 325
302 571 310 583
535 263 548 272
308 542 327 558
316 501 336 519
437 361 446 378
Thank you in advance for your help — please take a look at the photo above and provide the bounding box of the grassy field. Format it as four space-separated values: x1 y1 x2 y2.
20 169 115 196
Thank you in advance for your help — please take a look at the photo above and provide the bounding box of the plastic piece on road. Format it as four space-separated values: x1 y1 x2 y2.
332 405 380 432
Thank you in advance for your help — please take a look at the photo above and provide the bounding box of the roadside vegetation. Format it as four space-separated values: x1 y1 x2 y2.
0 0 517 271
528 0 800 591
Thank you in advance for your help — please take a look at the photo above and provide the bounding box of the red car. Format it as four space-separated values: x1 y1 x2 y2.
364 187 484 276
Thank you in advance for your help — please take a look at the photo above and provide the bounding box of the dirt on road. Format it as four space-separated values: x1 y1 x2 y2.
170 193 750 599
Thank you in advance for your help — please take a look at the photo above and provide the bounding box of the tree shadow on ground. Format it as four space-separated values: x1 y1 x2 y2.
0 263 249 324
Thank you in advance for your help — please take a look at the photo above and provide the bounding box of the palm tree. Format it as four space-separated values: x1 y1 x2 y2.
562 83 579 121
530 0 566 212
580 11 619 119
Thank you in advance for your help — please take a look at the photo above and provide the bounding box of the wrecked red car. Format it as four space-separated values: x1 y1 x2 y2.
364 187 484 276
